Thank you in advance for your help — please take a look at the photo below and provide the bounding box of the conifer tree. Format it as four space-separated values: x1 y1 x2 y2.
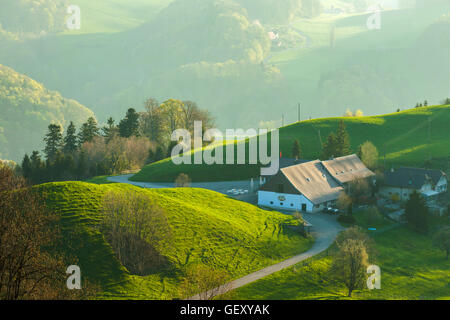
335 120 351 157
63 121 78 154
44 124 63 161
78 117 99 146
119 108 140 138
322 132 338 159
405 191 429 234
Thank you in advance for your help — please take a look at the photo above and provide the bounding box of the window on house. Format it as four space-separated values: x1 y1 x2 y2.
290 203 294 207
280 203 284 206
270 201 274 205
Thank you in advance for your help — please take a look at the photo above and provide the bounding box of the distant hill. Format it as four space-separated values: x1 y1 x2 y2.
131 105 450 183
35 181 311 299
0 64 95 161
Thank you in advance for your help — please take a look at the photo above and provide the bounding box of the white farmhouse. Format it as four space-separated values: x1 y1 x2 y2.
380 167 448 202
258 154 375 213
258 160 344 213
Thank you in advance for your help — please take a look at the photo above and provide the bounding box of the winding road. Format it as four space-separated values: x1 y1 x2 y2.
107 174 344 299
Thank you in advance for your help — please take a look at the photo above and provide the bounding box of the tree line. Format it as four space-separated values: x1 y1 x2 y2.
20 98 214 185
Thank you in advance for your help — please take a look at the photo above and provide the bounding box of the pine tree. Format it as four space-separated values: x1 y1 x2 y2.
63 121 78 154
30 151 44 183
335 120 351 157
292 140 301 160
78 117 99 146
21 154 32 181
119 108 140 138
102 117 118 142
322 132 338 160
43 124 63 161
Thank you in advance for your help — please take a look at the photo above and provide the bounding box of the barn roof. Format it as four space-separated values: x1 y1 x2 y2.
281 160 344 204
383 167 446 189
322 154 375 184
261 158 311 176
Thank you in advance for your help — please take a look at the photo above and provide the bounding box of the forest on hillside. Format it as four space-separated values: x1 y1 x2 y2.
0 0 68 37
0 65 94 161
1 0 450 161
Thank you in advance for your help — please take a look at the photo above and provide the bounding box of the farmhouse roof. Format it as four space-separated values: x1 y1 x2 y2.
261 158 312 176
281 160 344 204
322 154 375 184
383 167 447 190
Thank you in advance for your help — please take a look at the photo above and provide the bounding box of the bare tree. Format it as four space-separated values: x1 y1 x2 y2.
175 173 191 188
337 192 352 212
0 167 97 300
101 190 172 276
180 264 231 300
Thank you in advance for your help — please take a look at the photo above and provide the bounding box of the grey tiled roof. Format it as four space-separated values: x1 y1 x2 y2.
384 167 446 189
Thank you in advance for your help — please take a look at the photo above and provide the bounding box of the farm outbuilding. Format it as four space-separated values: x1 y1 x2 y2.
258 154 375 213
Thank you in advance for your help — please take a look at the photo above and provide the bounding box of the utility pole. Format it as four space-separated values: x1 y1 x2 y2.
282 114 285 127
298 102 301 122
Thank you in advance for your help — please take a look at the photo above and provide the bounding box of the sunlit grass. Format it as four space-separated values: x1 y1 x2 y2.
232 227 450 300
35 181 312 299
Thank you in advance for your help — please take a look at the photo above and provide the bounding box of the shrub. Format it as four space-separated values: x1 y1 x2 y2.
338 214 356 224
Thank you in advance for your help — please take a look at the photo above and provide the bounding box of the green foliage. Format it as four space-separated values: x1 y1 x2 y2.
34 182 312 299
119 108 140 138
237 0 322 23
358 141 379 169
44 124 63 161
292 139 301 159
63 121 78 154
338 214 356 225
133 105 450 182
0 64 94 161
433 227 450 260
0 0 68 35
77 117 100 146
335 120 352 157
405 191 430 234
231 227 450 300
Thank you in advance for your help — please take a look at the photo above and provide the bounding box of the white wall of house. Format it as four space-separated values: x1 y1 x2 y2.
379 186 414 201
380 176 447 201
436 176 448 193
257 191 323 213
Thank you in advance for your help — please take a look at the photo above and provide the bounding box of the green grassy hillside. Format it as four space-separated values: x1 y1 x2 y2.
3 2 448 131
230 227 450 300
36 181 311 299
64 0 173 34
132 105 450 183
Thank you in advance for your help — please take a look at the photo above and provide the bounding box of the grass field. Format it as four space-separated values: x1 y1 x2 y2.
35 181 312 299
63 0 173 34
131 105 450 183
230 223 450 300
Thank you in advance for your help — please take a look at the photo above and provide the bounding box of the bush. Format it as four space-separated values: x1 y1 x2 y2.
338 214 356 224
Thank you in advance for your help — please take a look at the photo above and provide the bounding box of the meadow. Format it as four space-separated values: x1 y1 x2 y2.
230 216 450 300
36 181 312 299
132 105 450 183
63 0 173 34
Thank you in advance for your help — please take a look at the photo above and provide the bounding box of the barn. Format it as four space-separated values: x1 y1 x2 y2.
257 154 375 213
258 160 344 213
